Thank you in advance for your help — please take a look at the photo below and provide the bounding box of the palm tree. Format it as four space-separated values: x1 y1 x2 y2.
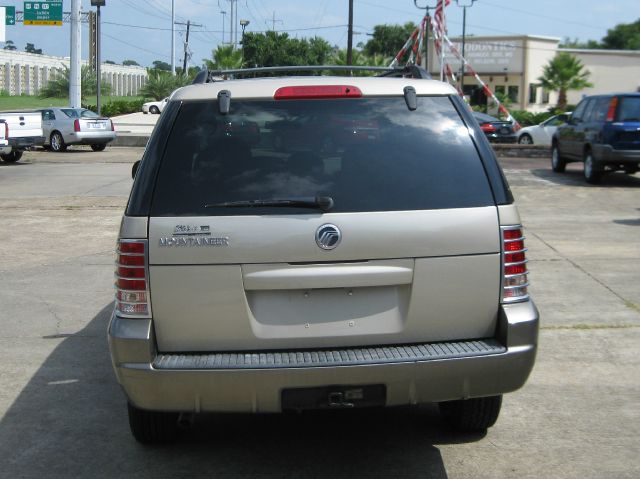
538 52 593 111
140 71 190 101
39 65 112 99
203 45 243 70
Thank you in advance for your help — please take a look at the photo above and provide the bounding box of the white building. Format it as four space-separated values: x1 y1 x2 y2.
428 35 640 112
0 49 147 96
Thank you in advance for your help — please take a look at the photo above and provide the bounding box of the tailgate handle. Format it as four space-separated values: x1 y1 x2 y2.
243 264 414 291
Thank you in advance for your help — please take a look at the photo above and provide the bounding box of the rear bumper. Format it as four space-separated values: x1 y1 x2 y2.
9 136 45 148
593 145 640 165
108 301 539 413
70 131 116 145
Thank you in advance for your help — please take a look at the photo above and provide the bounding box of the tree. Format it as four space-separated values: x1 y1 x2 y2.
3 40 17 51
559 37 601 49
140 71 189 101
151 60 171 72
39 65 112 99
601 19 640 50
203 45 243 70
538 52 593 111
105 60 116 65
363 23 416 58
25 43 43 54
242 31 332 69
122 59 140 66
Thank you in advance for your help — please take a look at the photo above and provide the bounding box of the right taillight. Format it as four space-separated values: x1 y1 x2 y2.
480 123 497 133
501 226 529 303
606 97 618 122
115 240 151 318
4 121 8 140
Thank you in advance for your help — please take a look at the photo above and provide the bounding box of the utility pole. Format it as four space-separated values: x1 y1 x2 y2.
414 0 438 71
266 12 283 31
171 0 175 74
175 20 202 73
220 10 226 44
347 0 353 65
70 0 81 108
456 0 477 94
227 0 237 49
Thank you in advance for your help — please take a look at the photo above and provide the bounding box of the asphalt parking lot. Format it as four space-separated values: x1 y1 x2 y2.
0 148 639 478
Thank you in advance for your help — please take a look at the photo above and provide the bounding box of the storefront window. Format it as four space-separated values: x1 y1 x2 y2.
508 85 519 103
542 89 550 104
529 84 538 104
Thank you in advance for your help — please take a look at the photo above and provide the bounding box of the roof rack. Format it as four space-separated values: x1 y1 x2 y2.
192 65 432 84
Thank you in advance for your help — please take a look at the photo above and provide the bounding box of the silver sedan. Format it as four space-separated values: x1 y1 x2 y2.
39 107 117 152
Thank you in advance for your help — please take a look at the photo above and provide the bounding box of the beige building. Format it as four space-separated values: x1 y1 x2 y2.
0 49 147 97
427 35 640 112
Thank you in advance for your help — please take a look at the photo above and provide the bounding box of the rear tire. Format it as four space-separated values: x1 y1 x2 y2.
0 150 23 163
518 134 533 145
583 150 602 184
551 143 566 173
439 395 502 432
90 143 106 152
127 402 179 444
50 131 67 152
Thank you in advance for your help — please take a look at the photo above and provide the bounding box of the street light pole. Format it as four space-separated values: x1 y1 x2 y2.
171 0 175 75
413 1 438 71
90 1 106 115
239 19 249 63
221 10 226 44
456 0 477 95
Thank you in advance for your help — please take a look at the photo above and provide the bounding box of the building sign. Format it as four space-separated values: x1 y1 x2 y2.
446 39 524 74
5 6 15 25
24 1 63 26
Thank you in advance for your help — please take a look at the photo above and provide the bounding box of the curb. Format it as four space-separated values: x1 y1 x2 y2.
112 135 149 147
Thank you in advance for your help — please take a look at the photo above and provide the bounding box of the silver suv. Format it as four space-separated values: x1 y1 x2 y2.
109 66 539 443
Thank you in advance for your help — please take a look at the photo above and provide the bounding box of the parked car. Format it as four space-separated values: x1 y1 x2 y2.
142 98 168 114
472 111 518 143
109 66 539 444
39 108 116 152
552 93 640 183
0 109 45 162
517 113 570 145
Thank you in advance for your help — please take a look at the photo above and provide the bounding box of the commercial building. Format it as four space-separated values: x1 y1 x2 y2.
0 49 147 97
428 35 640 112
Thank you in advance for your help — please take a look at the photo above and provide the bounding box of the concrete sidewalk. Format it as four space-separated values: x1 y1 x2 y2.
111 112 159 147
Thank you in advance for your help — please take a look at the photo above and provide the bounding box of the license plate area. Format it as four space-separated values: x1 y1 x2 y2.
281 384 386 411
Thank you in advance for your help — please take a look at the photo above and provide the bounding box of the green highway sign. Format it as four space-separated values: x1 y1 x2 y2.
5 6 16 26
24 1 63 26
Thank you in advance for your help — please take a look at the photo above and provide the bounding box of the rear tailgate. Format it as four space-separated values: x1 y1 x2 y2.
0 111 42 139
146 94 502 352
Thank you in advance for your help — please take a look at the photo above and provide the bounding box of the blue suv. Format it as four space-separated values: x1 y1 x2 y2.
551 93 640 183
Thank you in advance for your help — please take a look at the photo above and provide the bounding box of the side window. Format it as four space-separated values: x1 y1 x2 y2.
582 99 596 122
590 97 611 122
42 110 55 121
571 100 588 122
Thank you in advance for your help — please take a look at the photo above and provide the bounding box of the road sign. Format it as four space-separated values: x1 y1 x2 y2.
5 6 15 25
23 1 63 26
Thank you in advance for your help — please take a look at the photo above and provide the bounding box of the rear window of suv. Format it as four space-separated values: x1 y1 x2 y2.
617 97 640 122
150 96 494 216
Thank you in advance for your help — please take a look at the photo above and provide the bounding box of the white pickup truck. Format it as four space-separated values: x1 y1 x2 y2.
0 110 45 163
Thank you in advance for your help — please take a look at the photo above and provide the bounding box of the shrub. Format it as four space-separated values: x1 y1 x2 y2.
81 98 144 116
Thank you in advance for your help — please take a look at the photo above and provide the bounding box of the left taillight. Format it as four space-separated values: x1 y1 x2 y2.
115 239 151 318
73 119 81 132
501 226 529 303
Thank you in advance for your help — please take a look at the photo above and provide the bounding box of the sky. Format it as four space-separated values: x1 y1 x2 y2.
0 0 638 68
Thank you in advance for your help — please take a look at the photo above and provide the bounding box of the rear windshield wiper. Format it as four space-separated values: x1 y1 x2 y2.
205 196 334 212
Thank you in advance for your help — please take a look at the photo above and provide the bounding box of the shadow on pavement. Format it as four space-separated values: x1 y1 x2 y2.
530 167 640 187
0 303 487 478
